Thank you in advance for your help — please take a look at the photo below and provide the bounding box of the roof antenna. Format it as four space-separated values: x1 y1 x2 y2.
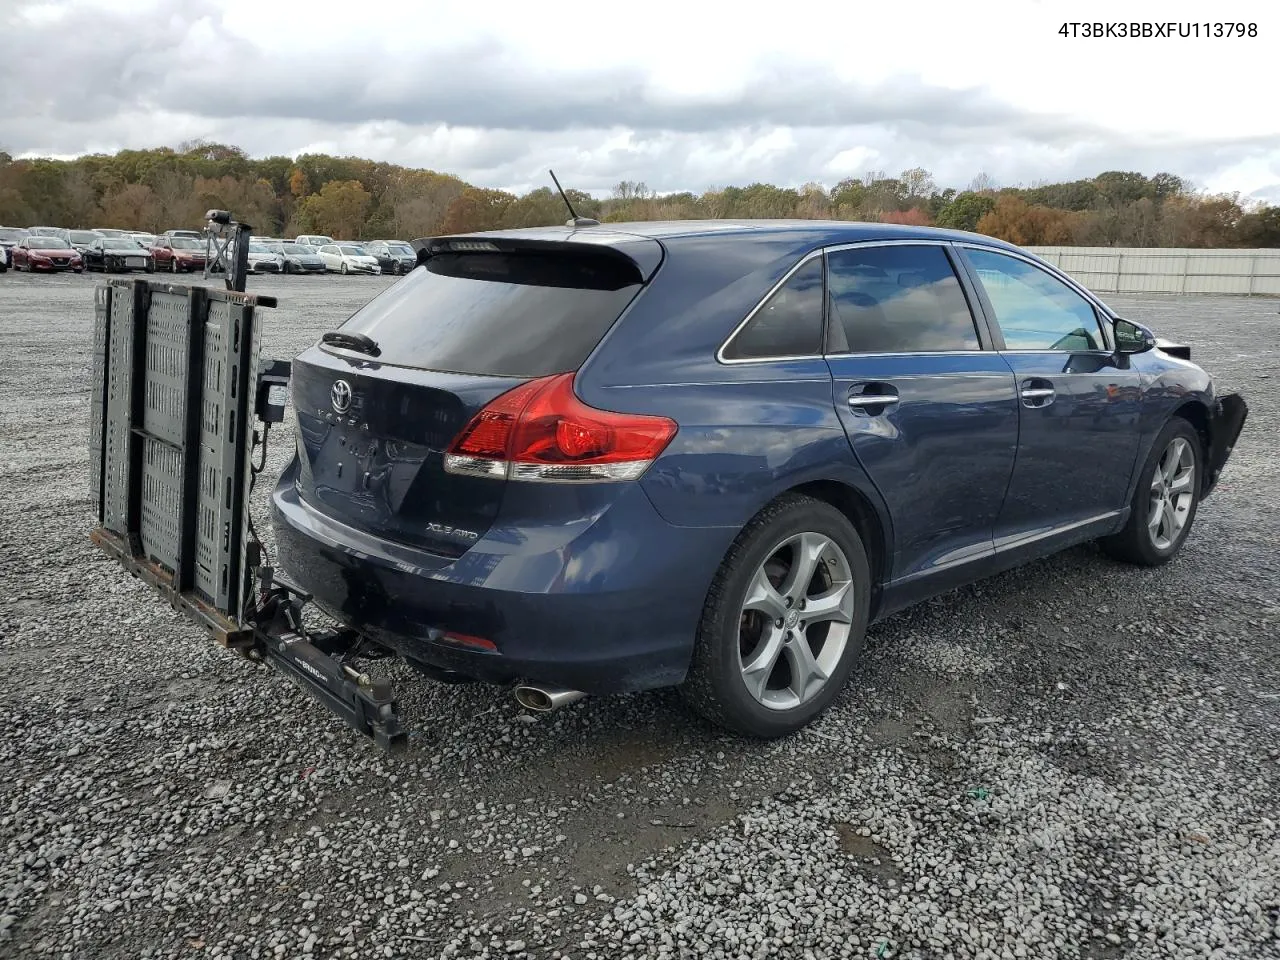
549 169 600 228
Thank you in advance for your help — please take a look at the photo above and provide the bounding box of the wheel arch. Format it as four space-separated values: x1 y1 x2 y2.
785 478 890 619
1170 398 1212 491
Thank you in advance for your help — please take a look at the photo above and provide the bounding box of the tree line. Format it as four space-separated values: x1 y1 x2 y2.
0 140 1276 247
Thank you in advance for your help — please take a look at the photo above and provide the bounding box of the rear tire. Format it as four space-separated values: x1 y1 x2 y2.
679 494 872 738
1099 417 1202 566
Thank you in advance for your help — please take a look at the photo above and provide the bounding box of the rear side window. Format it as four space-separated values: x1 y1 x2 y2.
826 245 981 354
721 257 825 361
334 251 643 377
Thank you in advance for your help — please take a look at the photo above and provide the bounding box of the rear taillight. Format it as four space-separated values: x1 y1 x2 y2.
444 373 677 483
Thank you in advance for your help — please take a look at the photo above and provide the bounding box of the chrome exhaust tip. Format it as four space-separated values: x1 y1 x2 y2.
513 684 587 713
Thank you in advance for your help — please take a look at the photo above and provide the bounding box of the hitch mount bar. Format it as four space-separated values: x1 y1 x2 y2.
91 526 408 749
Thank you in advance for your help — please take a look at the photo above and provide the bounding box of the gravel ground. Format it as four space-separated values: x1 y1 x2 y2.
1 271 1277 960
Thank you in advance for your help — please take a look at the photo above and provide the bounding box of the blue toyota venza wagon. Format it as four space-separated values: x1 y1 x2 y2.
271 220 1248 737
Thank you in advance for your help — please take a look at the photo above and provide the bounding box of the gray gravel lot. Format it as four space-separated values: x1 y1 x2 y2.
1 271 1277 960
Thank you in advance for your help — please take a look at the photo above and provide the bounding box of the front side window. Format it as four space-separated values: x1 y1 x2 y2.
965 248 1105 352
825 245 981 354
721 256 825 361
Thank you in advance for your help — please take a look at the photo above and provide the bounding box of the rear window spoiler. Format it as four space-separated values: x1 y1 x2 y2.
412 233 664 282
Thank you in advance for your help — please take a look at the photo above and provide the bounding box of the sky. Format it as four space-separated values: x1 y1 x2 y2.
1 0 1277 203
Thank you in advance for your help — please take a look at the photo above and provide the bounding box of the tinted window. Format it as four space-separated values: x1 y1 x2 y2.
826 245 980 354
335 251 643 377
722 257 824 360
966 249 1104 351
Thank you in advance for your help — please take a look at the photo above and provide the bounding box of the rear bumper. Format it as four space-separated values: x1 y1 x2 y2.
270 461 734 694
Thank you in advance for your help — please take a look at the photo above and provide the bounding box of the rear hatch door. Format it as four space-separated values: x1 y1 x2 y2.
290 234 662 556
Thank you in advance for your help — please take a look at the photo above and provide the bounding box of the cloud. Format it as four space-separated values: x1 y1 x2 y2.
1 0 1278 199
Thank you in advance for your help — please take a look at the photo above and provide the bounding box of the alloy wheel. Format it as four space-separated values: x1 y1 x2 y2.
1148 436 1196 550
737 531 855 711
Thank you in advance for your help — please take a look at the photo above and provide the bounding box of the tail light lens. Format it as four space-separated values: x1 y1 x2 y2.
444 373 677 483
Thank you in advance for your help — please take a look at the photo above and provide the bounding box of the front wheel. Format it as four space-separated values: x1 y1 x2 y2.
1100 418 1202 566
340 262 349 275
680 494 872 738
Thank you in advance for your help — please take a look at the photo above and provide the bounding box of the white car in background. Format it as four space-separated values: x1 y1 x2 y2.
244 242 285 274
315 243 381 275
296 234 334 251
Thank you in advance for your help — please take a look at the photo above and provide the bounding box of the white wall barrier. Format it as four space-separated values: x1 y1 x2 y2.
1024 247 1280 297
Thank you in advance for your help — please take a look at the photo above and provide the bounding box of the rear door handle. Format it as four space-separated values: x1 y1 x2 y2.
847 383 899 415
1019 378 1056 408
847 395 900 409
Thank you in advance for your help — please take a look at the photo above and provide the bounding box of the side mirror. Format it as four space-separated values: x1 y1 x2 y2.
1113 317 1156 355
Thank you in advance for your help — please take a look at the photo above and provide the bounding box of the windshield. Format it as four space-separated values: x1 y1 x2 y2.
0 228 27 242
389 244 415 256
281 243 309 254
170 238 201 250
69 231 99 243
107 239 146 250
33 237 71 248
248 244 271 254
339 246 366 256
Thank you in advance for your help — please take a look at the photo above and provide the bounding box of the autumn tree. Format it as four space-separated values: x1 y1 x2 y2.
298 179 372 238
1236 205 1280 246
438 187 515 234
881 208 934 226
0 141 1274 247
935 192 996 232
96 183 161 231
976 195 1083 245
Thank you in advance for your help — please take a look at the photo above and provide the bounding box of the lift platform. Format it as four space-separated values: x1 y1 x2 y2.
87 276 407 749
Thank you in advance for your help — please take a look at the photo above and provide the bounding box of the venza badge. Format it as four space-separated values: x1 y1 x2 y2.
330 379 353 414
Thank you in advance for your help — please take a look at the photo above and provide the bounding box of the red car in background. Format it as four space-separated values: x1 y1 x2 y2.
150 236 208 273
10 236 84 273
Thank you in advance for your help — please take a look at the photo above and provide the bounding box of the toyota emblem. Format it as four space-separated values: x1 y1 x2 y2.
331 379 352 414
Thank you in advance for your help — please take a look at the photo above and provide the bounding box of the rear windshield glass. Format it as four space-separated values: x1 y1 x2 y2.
333 251 644 377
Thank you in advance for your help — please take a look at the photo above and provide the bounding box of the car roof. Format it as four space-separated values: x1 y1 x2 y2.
434 218 1023 252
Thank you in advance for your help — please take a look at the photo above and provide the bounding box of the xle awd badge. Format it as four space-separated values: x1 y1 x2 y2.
331 379 352 414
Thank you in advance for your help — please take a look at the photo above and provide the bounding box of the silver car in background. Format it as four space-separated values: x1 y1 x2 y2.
266 241 327 274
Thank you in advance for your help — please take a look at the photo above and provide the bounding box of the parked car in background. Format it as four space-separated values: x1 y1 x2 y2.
127 231 157 247
315 243 381 275
296 234 334 251
10 235 84 272
27 226 62 238
83 236 153 273
363 240 418 275
58 229 104 256
164 229 204 241
150 236 208 273
244 242 284 274
93 228 128 238
266 241 327 274
0 227 29 269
